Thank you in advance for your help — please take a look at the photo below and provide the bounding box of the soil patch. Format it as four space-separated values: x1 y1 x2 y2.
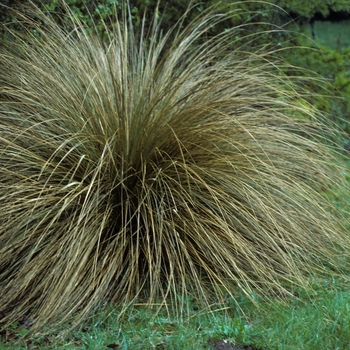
208 339 260 350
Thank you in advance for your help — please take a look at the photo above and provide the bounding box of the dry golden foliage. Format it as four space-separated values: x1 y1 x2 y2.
0 1 349 334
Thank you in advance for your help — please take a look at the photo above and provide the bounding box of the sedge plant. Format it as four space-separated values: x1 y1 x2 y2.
0 0 349 335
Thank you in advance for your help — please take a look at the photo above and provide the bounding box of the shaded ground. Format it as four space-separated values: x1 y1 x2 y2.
208 339 260 350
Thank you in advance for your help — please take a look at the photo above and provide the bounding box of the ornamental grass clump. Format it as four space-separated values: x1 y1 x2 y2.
0 1 349 334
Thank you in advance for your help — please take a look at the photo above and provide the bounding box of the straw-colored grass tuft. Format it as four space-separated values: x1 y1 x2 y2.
0 1 349 334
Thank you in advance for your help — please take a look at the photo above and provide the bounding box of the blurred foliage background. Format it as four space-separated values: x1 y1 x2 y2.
1 0 350 134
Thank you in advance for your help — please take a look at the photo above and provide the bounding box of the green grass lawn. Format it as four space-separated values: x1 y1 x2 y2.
1 277 350 349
